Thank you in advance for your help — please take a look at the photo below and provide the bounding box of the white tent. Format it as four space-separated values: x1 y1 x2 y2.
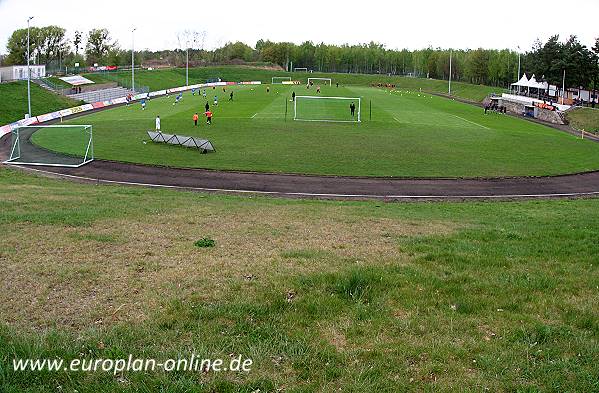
511 74 529 87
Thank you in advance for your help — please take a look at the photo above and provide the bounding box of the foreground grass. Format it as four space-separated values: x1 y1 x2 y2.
0 81 83 125
567 107 599 133
31 84 599 178
0 168 597 392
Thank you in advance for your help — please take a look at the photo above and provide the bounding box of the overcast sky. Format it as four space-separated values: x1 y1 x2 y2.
0 0 598 54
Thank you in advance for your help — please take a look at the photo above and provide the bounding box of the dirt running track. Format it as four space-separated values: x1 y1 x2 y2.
2 129 599 201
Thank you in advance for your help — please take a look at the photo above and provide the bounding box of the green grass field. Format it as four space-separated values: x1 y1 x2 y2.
567 107 599 133
31 84 599 178
1 167 597 392
85 66 503 102
0 81 84 125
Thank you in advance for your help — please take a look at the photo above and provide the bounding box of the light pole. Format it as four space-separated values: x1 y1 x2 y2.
186 45 189 86
26 16 34 118
517 46 521 82
448 49 452 96
562 69 566 105
131 27 136 92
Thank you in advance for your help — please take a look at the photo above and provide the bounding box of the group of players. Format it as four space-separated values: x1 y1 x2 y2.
145 80 357 132
144 86 237 131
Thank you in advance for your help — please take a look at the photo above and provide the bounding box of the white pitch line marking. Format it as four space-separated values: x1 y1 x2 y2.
251 113 258 118
14 166 599 200
451 114 490 130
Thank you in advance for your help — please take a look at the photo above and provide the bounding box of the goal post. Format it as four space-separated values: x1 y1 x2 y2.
3 125 94 167
294 96 361 123
272 76 292 84
308 77 332 86
294 67 308 72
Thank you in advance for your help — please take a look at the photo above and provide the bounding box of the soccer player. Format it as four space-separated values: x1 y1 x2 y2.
205 109 213 125
192 88 196 96
141 99 146 111
205 102 210 112
292 91 296 102
173 93 183 105
214 95 218 106
193 112 199 126
350 102 356 117
267 86 270 93
155 115 161 131
229 91 234 101
316 86 321 94
336 82 339 88
202 89 207 97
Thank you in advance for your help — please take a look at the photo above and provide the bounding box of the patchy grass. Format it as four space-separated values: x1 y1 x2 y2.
0 167 597 392
567 107 599 133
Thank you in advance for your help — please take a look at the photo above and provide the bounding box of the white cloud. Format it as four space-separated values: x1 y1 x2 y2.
0 0 597 54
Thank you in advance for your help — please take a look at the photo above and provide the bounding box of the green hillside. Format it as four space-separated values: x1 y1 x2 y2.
567 107 599 133
0 81 83 125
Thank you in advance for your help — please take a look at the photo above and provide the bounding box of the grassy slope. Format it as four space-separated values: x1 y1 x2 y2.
0 81 83 125
85 66 502 102
567 107 599 132
32 84 599 178
0 167 597 392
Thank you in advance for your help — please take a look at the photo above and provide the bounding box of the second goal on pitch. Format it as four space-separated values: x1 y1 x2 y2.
294 96 361 123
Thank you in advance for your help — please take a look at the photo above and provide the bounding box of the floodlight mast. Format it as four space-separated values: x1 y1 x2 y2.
131 27 136 92
517 46 521 82
448 49 452 96
27 16 34 118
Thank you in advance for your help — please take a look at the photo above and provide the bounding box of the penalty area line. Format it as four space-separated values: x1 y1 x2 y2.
451 114 490 130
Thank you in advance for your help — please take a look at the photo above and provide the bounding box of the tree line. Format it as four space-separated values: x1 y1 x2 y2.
2 26 598 90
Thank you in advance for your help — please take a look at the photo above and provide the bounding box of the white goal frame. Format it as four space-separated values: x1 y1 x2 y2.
4 124 94 167
308 78 332 86
294 96 361 123
294 67 308 72
272 76 292 84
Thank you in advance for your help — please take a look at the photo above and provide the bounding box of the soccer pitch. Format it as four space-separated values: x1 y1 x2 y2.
32 84 599 178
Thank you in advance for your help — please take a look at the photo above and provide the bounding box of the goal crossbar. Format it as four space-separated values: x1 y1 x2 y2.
294 96 361 123
308 78 332 85
272 76 292 84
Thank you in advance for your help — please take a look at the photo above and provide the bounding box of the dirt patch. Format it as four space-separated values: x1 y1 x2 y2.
0 205 456 330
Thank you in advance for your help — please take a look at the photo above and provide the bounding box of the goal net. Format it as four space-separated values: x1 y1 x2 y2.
294 67 308 72
272 76 292 84
294 96 361 123
4 125 94 167
308 78 332 86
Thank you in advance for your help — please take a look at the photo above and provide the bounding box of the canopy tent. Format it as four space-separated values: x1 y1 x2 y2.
59 75 95 86
511 74 530 87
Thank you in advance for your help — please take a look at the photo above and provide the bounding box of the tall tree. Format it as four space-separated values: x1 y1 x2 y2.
5 27 40 65
37 26 68 65
85 28 116 65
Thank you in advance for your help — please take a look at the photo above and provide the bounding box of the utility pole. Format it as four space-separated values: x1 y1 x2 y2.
562 69 566 105
131 27 136 92
448 50 452 96
26 16 34 118
517 46 521 82
186 45 189 86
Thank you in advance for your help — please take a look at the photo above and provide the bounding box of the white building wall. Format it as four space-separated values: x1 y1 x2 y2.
0 65 46 82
